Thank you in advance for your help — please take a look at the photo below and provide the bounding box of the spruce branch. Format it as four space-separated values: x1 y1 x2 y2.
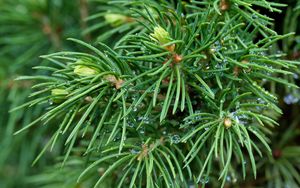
10 0 300 187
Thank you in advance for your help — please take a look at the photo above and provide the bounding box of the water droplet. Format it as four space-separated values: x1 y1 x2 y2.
184 120 193 125
127 121 135 128
130 149 140 154
199 175 209 184
251 14 258 19
113 136 121 142
194 116 201 121
210 48 216 53
284 94 299 105
226 175 231 182
139 128 145 134
48 99 54 105
293 73 299 79
214 41 222 51
216 62 224 69
257 98 266 104
138 116 150 124
226 174 237 183
232 112 249 125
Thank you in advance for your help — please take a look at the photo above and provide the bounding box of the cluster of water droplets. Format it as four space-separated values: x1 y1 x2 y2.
113 135 121 142
284 94 299 105
251 13 269 27
199 175 210 184
226 173 237 183
213 58 228 74
130 148 140 155
231 111 250 126
170 134 180 144
212 41 222 53
181 111 202 129
127 118 147 135
127 120 135 128
138 127 145 134
137 116 150 124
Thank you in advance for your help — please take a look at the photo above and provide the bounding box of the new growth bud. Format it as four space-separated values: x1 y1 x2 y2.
74 62 99 77
104 13 129 26
51 88 69 103
51 88 69 96
220 0 230 11
150 26 172 45
224 117 232 129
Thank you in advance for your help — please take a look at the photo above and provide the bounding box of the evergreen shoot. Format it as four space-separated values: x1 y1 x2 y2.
1 0 300 188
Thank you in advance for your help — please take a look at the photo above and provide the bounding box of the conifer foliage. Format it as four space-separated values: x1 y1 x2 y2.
2 0 300 187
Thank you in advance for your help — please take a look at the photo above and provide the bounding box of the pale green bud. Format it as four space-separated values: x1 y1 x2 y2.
51 88 69 96
74 65 99 77
51 88 69 104
104 13 128 26
150 26 171 45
